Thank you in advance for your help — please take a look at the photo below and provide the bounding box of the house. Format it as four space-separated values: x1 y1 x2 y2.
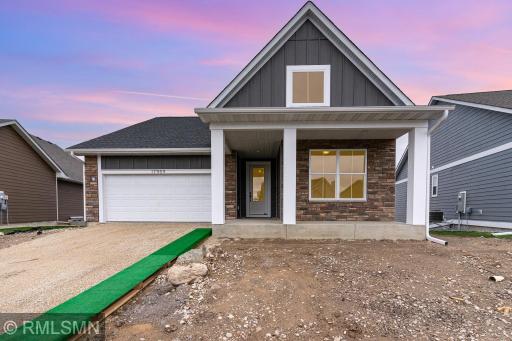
0 119 84 224
396 90 512 230
68 2 453 239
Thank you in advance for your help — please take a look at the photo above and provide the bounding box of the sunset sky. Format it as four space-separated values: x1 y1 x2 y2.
1 0 511 152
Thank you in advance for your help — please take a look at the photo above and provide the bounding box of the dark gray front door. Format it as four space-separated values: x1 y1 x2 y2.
246 162 271 217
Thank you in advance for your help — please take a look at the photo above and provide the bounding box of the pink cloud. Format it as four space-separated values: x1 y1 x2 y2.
200 58 245 67
0 86 199 126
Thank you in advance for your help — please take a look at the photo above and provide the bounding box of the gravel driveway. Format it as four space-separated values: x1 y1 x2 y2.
0 222 201 313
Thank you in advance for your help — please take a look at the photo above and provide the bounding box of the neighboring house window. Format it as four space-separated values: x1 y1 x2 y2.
309 149 366 201
286 65 330 107
431 174 438 197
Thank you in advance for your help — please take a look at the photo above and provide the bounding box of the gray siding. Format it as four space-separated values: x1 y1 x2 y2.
395 181 407 223
431 149 512 222
102 156 211 170
431 101 512 168
396 155 408 181
225 20 392 108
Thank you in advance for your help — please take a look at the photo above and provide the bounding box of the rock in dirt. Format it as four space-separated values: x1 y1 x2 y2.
489 275 504 282
167 263 208 286
175 248 204 265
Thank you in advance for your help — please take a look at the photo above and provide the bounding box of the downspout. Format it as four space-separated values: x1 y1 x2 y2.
425 110 449 245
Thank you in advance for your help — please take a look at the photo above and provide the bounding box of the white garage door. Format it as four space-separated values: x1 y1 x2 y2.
103 174 211 222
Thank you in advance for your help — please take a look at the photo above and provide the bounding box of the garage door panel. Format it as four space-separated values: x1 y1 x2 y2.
104 174 211 222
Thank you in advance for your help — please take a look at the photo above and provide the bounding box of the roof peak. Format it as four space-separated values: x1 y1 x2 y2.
207 1 413 108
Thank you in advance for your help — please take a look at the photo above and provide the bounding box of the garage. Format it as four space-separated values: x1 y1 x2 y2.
103 173 211 222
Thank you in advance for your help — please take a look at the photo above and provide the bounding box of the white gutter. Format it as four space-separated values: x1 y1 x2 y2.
425 109 449 245
428 109 449 135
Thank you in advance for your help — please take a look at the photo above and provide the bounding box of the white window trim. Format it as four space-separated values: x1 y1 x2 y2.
308 149 367 202
431 174 438 197
286 65 330 107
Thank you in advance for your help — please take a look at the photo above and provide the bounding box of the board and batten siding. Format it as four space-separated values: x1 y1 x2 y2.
57 180 83 221
101 155 211 170
395 182 407 223
225 20 392 108
431 101 512 168
431 149 512 222
0 126 57 223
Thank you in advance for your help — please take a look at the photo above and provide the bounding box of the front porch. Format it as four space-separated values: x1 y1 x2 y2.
214 220 425 240
197 106 453 239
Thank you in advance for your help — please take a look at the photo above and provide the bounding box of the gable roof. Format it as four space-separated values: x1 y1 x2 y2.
0 119 65 176
68 117 210 153
32 135 83 183
431 90 512 114
208 1 413 108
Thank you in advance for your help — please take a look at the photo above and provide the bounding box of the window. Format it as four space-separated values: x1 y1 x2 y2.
431 174 438 197
286 65 330 107
309 149 367 201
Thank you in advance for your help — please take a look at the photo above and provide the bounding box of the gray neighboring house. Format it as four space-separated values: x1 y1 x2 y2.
69 2 452 240
396 90 512 229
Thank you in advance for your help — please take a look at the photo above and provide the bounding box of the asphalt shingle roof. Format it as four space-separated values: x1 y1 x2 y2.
32 135 84 183
435 90 512 110
68 117 210 150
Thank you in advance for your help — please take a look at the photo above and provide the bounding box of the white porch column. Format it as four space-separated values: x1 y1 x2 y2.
283 128 296 225
211 129 225 225
406 127 428 225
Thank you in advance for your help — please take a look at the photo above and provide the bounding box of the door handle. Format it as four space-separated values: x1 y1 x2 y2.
249 191 252 202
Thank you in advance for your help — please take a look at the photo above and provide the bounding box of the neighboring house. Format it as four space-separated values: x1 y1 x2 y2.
0 119 84 224
69 2 452 239
396 90 512 230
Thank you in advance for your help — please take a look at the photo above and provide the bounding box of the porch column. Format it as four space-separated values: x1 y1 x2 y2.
406 127 428 225
283 128 296 225
211 129 225 225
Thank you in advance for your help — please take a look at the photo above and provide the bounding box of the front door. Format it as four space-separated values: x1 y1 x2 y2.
246 162 271 217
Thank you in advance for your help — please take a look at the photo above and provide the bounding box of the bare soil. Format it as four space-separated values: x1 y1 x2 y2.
106 237 512 340
0 229 64 250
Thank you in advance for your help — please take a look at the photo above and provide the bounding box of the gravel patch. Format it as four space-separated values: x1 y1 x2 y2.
0 222 199 313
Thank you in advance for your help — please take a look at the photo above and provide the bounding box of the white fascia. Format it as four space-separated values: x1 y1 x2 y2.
67 148 211 155
209 120 428 130
430 97 512 115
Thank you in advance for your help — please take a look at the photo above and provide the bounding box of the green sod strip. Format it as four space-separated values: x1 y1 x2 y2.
0 228 211 341
431 230 512 239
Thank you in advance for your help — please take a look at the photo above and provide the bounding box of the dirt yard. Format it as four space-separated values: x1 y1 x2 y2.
106 236 512 340
0 223 198 313
0 228 65 250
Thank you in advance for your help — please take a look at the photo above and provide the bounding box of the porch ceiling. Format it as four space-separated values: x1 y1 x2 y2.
195 105 454 124
225 130 282 158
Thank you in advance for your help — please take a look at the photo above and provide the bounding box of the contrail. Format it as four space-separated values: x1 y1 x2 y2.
116 90 209 101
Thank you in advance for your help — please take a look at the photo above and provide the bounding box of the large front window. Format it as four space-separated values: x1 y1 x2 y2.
309 149 367 201
286 65 330 107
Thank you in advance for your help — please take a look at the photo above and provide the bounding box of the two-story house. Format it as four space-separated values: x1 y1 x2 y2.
396 90 512 230
69 2 452 239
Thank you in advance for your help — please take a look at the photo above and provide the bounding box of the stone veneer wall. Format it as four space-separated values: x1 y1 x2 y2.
225 153 237 220
84 155 99 222
296 140 395 221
